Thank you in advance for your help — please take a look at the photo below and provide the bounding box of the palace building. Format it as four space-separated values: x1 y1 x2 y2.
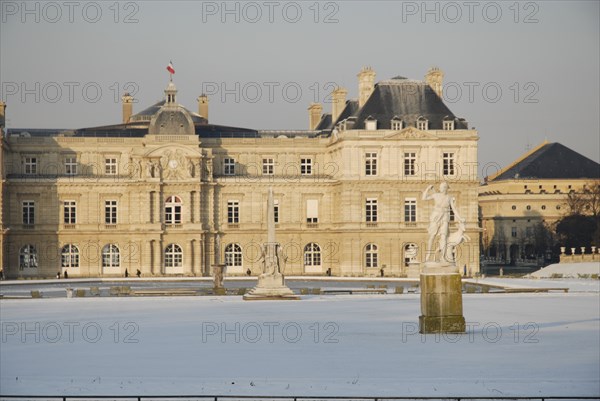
0 67 480 278
479 141 600 266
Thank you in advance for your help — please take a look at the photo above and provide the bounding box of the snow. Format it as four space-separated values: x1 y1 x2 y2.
1 285 599 397
528 262 600 279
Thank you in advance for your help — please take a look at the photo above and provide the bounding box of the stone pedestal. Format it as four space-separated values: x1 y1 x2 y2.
406 261 421 278
243 272 299 300
419 262 465 333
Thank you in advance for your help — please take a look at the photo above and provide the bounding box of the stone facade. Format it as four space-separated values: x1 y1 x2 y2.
0 68 480 278
479 142 600 265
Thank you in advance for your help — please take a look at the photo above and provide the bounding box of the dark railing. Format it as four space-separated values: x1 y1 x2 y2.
0 396 597 401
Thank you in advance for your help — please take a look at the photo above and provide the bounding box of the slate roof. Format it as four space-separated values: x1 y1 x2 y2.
132 100 207 124
314 113 332 131
488 142 600 181
350 78 467 130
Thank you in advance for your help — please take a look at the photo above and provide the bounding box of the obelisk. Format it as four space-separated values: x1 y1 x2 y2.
243 188 298 300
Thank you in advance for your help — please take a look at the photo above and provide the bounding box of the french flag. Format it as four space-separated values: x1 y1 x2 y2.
166 61 175 75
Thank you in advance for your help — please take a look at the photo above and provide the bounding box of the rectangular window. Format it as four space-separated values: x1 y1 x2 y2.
224 158 235 175
105 200 117 224
365 152 377 176
105 158 117 175
511 227 518 237
22 201 35 225
274 200 279 224
262 158 274 175
366 198 378 222
443 121 454 130
63 201 76 224
404 152 416 176
65 157 78 175
24 157 37 175
227 200 239 224
306 199 318 223
391 120 402 130
301 158 312 175
443 152 455 175
417 120 428 130
404 198 416 222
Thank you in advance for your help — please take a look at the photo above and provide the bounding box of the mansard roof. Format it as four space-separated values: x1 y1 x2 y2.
488 142 600 181
335 77 467 130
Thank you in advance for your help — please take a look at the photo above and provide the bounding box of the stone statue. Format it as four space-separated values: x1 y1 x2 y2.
243 187 297 300
146 160 154 178
213 264 225 289
422 182 464 263
419 182 467 334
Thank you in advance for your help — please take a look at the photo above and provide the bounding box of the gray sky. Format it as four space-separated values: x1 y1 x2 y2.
1 0 599 172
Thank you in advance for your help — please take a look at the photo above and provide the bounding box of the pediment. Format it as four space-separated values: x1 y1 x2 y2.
384 127 437 140
141 145 203 180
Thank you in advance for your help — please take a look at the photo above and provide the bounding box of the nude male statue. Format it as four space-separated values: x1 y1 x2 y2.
422 182 464 262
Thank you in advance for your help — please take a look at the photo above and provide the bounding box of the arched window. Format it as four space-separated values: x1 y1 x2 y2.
164 244 183 268
304 243 321 266
61 244 80 268
365 243 378 268
102 244 120 268
19 245 38 269
165 196 182 224
225 243 242 267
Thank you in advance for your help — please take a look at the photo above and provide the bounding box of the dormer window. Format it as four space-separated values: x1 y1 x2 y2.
365 115 377 131
417 116 428 130
443 117 454 130
391 117 403 130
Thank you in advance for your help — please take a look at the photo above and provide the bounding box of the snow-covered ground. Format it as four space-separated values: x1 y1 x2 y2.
528 262 600 279
1 287 599 397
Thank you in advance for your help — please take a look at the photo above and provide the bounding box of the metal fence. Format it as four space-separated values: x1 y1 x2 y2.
0 396 598 401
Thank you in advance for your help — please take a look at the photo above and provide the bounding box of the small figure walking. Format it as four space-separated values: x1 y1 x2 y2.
246 268 251 276
326 268 332 276
56 272 61 279
64 270 68 279
463 265 467 276
136 269 141 278
125 269 129 278
380 268 384 277
0 268 4 280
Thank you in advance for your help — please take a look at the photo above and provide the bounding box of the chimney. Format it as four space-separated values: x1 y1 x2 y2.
357 66 376 108
0 101 6 128
197 94 209 122
425 67 444 98
331 87 348 123
121 93 133 124
308 103 323 130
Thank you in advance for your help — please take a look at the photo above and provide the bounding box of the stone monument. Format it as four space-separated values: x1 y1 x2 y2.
419 182 466 333
212 234 227 295
243 188 299 300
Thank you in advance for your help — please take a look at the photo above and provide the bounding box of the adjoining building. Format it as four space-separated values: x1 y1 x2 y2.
479 141 600 267
0 67 480 278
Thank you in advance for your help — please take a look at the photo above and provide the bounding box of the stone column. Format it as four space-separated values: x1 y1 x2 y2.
208 185 215 231
188 191 194 223
184 240 193 276
143 241 153 275
199 237 207 276
152 240 162 275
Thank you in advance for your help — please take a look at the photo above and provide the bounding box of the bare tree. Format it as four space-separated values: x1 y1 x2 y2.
565 180 600 217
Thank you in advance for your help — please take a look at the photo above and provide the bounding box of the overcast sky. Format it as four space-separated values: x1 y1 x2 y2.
1 0 598 172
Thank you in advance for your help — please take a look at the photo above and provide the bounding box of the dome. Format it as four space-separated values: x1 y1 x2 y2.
148 107 195 135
